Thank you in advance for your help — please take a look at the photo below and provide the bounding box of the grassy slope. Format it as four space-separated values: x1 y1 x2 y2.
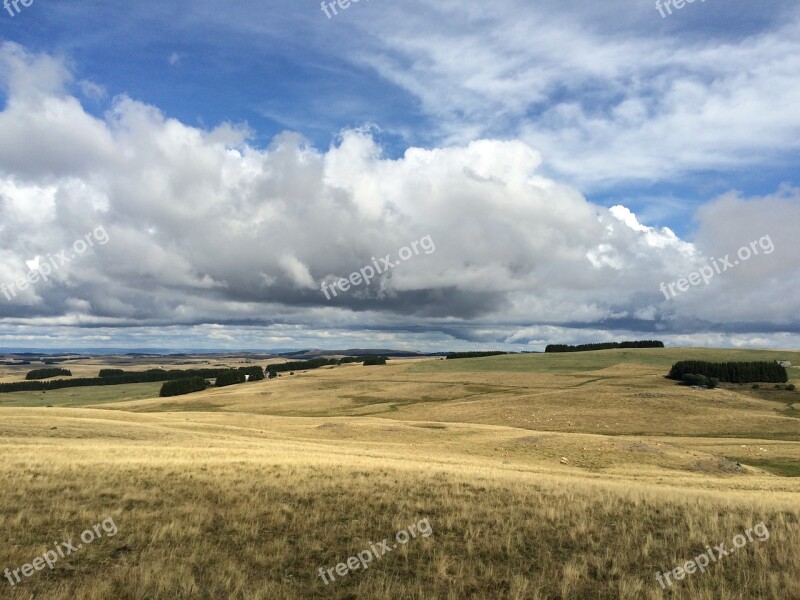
0 348 799 599
0 382 164 408
104 350 799 441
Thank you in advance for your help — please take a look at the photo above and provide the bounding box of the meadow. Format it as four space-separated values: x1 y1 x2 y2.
0 348 798 599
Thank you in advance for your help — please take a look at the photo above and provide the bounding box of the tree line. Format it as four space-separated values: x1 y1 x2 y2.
99 369 126 377
25 368 72 380
362 356 387 365
266 357 339 375
446 352 507 360
265 356 380 376
668 361 788 384
0 366 265 394
160 377 208 397
159 367 264 397
545 341 665 353
215 370 247 387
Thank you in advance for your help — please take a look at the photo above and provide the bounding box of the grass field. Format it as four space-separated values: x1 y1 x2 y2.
0 382 164 408
0 348 799 599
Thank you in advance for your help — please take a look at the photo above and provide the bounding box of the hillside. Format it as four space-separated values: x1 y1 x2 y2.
0 348 798 599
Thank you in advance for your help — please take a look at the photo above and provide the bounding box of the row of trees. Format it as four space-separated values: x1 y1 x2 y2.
446 352 507 360
0 376 153 393
264 356 383 375
99 369 126 378
100 366 265 381
159 377 208 397
238 366 266 381
0 366 265 394
668 361 788 384
545 341 665 353
339 356 369 364
265 357 339 375
158 366 267 397
215 370 247 387
25 368 72 380
363 356 388 366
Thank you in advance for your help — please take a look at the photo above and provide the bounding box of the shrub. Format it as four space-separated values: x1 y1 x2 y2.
681 373 710 387
788 384 797 391
752 384 760 389
708 377 719 389
25 368 72 380
215 370 247 387
159 377 207 397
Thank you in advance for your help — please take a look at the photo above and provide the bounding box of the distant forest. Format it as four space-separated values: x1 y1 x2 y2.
446 352 507 360
545 341 665 353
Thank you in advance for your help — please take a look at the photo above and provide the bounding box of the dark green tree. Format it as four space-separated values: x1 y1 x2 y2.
159 377 208 397
215 370 247 387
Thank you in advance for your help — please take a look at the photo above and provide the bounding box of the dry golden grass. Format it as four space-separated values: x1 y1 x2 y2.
101 355 800 440
1 349 799 598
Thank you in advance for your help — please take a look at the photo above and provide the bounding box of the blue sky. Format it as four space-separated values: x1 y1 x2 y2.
0 0 799 350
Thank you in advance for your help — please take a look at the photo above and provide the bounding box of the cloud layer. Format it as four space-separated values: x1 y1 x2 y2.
1 43 798 350
348 0 800 188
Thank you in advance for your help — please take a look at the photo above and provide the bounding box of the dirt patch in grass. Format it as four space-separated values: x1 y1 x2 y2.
690 457 742 474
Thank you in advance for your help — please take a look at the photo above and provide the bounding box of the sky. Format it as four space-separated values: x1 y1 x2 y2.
0 0 798 352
